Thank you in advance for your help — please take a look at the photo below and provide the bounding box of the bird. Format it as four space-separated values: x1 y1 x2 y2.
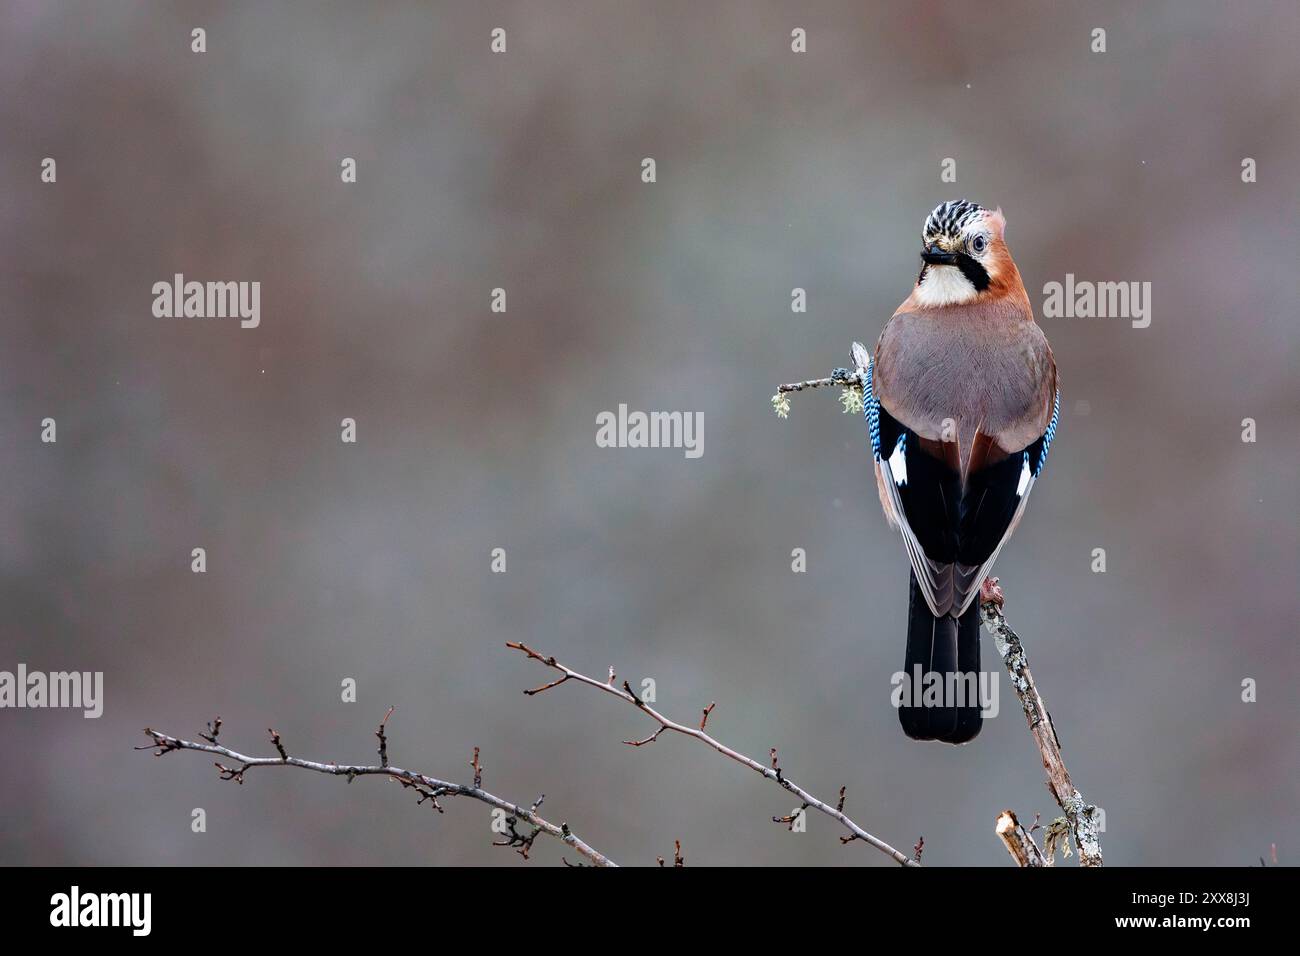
861 199 1058 744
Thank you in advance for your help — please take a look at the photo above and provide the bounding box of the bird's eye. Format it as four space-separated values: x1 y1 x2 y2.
970 234 988 254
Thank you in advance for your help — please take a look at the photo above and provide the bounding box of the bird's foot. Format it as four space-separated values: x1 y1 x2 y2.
980 576 1004 608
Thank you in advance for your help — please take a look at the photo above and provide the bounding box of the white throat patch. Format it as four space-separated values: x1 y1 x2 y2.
914 264 978 307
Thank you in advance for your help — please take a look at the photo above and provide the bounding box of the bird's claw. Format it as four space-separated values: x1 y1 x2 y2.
980 576 1004 608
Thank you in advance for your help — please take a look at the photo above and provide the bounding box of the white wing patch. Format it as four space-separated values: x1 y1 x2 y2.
888 435 908 486
1015 453 1031 496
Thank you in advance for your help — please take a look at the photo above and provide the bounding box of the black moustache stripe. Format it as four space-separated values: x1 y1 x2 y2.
954 253 990 291
918 254 991 292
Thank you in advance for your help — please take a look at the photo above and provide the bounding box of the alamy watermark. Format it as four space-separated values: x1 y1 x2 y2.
50 886 150 936
0 664 103 718
596 404 703 459
890 666 999 718
1042 274 1151 328
152 273 260 328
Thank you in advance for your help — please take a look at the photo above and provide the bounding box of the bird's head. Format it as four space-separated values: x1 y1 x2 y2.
912 200 1021 308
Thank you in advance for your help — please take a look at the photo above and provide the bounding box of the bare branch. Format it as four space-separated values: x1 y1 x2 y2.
981 583 1102 867
199 717 222 744
214 761 245 784
773 804 809 830
375 705 393 767
524 674 570 696
469 746 484 787
657 840 685 867
775 368 862 395
506 641 919 867
491 794 548 860
138 716 616 868
699 702 716 731
624 726 667 747
268 728 288 761
996 810 1047 868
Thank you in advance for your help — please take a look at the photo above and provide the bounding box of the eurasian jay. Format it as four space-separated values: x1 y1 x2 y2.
864 200 1059 744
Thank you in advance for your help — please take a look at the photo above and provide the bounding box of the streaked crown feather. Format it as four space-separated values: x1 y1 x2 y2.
922 199 987 245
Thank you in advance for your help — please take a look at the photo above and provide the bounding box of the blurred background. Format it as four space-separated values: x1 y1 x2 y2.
1 1 1296 866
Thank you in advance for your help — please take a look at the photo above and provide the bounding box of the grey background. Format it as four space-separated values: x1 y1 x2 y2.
1 1 1296 866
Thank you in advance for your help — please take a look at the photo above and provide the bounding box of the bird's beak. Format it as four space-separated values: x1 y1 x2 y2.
921 245 960 266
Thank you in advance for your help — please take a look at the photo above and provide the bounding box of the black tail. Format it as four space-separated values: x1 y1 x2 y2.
899 570 983 744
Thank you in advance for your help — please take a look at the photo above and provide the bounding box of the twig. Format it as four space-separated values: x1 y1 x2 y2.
995 810 1047 868
199 717 222 744
657 840 685 867
771 364 865 419
376 705 393 767
700 702 715 731
268 728 288 760
506 641 919 866
775 369 862 394
773 804 809 830
981 587 1102 867
137 714 615 867
492 794 547 860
